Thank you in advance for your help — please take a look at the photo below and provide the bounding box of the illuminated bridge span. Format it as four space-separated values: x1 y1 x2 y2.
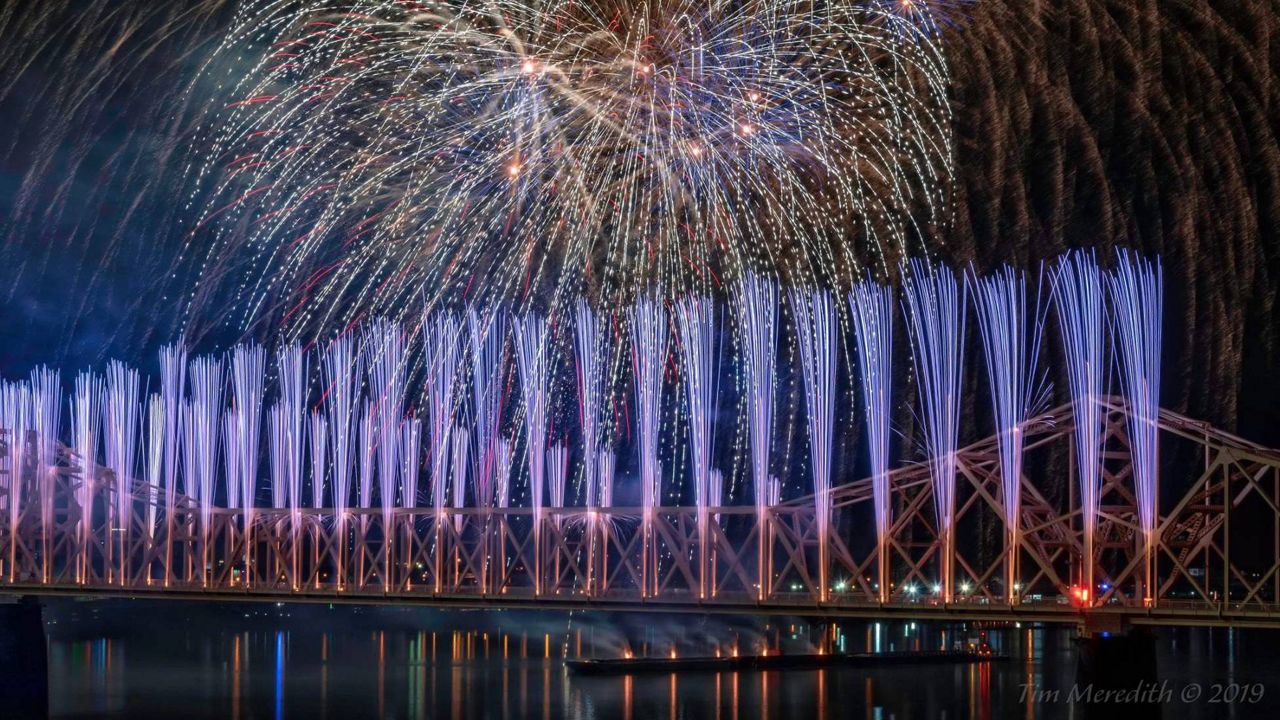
3 396 1279 629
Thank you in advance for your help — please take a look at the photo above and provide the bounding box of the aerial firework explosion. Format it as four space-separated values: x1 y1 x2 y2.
190 0 952 334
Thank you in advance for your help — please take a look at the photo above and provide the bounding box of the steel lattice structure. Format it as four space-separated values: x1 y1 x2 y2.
2 396 1279 629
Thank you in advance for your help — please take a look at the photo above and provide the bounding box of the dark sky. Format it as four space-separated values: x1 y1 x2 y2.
0 0 1277 445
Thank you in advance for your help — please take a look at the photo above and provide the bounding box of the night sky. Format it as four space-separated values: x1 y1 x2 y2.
0 0 1277 445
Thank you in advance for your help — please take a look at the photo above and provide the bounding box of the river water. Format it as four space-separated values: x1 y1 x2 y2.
43 601 1279 719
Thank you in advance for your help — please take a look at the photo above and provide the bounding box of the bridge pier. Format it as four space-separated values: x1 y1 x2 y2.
0 596 48 719
1074 619 1160 720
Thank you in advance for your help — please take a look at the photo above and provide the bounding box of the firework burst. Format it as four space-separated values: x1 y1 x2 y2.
189 0 952 335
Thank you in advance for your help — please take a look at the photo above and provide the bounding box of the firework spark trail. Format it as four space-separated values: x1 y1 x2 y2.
598 449 617 509
708 469 724 521
1051 250 1106 600
186 356 223 575
451 425 469 520
358 399 376 509
902 260 966 601
191 0 953 336
468 308 508 511
574 301 607 510
231 345 266 539
400 417 422 508
145 394 164 537
789 287 837 600
1108 250 1162 596
321 335 362 523
546 440 568 585
276 343 307 521
364 320 406 519
423 311 463 513
159 344 186 518
848 280 894 563
596 446 617 594
308 410 328 509
267 406 284 507
494 438 513 510
547 442 569 509
630 296 668 517
223 412 242 509
674 295 718 597
970 265 1045 600
267 405 293 510
71 373 102 583
178 404 196 506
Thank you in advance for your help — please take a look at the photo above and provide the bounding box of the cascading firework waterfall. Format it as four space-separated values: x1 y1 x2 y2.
902 260 965 603
513 313 551 594
71 373 103 584
674 295 718 598
494 438 513 511
630 294 668 597
468 308 508 519
145 395 164 541
735 272 778 600
848 278 894 600
547 442 569 511
451 425 469 531
320 335 360 588
365 320 405 528
574 302 607 512
223 413 242 511
574 301 608 593
424 311 462 591
971 265 1045 603
357 401 376 511
231 344 266 581
186 355 223 584
789 287 837 602
1 383 27 583
399 416 422 581
29 367 61 584
104 361 141 583
1051 250 1107 603
274 343 307 530
1108 250 1163 605
399 418 422 509
308 411 328 510
158 343 185 586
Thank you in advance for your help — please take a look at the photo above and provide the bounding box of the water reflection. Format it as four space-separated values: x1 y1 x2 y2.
43 605 1280 720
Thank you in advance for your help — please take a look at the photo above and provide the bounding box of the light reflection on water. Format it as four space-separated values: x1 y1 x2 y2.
43 604 1280 720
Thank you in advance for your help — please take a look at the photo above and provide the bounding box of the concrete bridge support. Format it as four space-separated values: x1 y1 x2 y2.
1075 618 1160 720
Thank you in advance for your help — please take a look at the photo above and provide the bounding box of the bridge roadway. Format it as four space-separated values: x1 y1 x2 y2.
7 582 1280 630
2 397 1280 630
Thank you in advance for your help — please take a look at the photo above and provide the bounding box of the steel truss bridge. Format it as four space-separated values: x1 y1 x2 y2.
3 396 1280 630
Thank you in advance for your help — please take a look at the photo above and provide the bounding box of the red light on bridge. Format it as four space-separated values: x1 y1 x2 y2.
1071 585 1091 606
